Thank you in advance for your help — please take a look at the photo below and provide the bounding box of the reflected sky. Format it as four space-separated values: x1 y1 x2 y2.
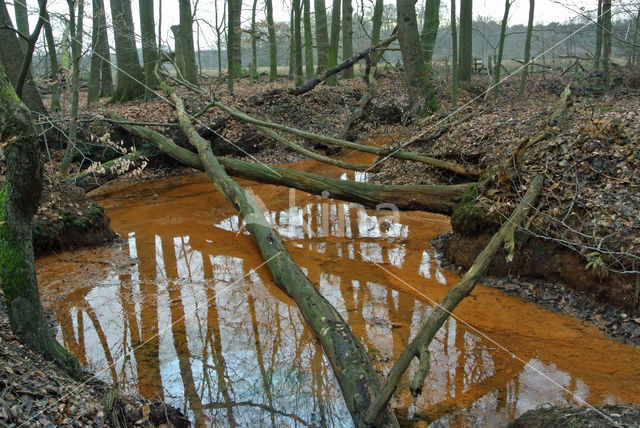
36 172 640 427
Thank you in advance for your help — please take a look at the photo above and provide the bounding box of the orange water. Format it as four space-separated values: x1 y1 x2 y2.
36 144 640 427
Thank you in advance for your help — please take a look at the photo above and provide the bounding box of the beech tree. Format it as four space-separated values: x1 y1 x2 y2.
88 0 114 103
326 0 341 85
341 0 353 78
303 0 314 79
293 0 303 84
139 0 158 92
517 0 535 100
450 0 458 106
266 0 277 80
110 0 145 101
0 0 46 113
602 0 612 88
178 0 198 84
0 66 82 379
314 0 330 74
397 0 438 116
458 0 472 84
490 0 514 100
420 0 440 66
227 0 242 92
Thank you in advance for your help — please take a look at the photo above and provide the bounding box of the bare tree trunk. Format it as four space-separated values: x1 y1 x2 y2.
293 0 304 84
59 0 84 177
420 0 440 67
0 0 46 113
370 0 384 46
602 0 612 88
341 0 354 78
450 0 458 106
250 0 258 78
42 7 61 111
458 0 472 84
139 0 159 93
179 0 198 84
303 0 314 79
517 0 535 101
110 0 145 101
314 0 330 74
0 67 82 380
594 0 603 69
397 0 438 116
326 0 341 85
13 0 30 61
266 0 277 80
490 0 512 100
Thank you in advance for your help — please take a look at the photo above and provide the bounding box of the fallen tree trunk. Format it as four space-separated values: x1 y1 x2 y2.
165 83 399 427
364 175 544 424
109 115 469 214
211 101 479 178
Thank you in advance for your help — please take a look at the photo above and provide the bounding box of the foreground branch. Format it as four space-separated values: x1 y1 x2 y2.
164 82 399 427
364 175 544 424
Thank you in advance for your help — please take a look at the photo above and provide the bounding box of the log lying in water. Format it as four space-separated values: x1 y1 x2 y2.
109 115 469 215
164 83 399 427
364 175 544 424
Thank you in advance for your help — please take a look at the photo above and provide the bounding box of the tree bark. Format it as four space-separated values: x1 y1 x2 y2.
370 0 384 46
0 66 82 379
341 0 354 78
420 0 440 67
293 0 304 84
42 6 61 111
163 83 399 427
602 0 611 88
266 0 277 80
594 0 603 69
490 0 511 100
179 0 198 84
450 0 458 106
364 175 544 423
250 0 258 78
458 0 472 84
326 0 341 85
303 0 314 79
88 0 113 103
397 0 437 116
314 0 330 74
110 0 145 101
517 0 534 101
139 0 159 93
13 0 30 59
0 0 46 113
59 0 84 177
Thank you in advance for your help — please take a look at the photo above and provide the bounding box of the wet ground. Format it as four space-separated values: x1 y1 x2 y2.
35 146 640 427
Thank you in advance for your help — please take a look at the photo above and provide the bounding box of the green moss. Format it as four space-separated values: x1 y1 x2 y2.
450 183 500 235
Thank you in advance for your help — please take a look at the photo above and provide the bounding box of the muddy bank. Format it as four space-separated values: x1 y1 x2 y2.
432 232 640 347
33 166 116 254
0 293 189 427
509 404 640 427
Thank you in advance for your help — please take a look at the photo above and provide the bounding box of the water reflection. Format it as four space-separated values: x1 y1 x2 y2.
36 175 640 427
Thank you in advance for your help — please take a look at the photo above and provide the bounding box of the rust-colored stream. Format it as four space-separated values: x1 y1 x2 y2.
37 141 640 427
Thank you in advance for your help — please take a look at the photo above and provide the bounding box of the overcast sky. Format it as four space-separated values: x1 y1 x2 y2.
34 0 599 48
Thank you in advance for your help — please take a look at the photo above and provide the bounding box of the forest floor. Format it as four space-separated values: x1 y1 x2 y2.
2 67 640 426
